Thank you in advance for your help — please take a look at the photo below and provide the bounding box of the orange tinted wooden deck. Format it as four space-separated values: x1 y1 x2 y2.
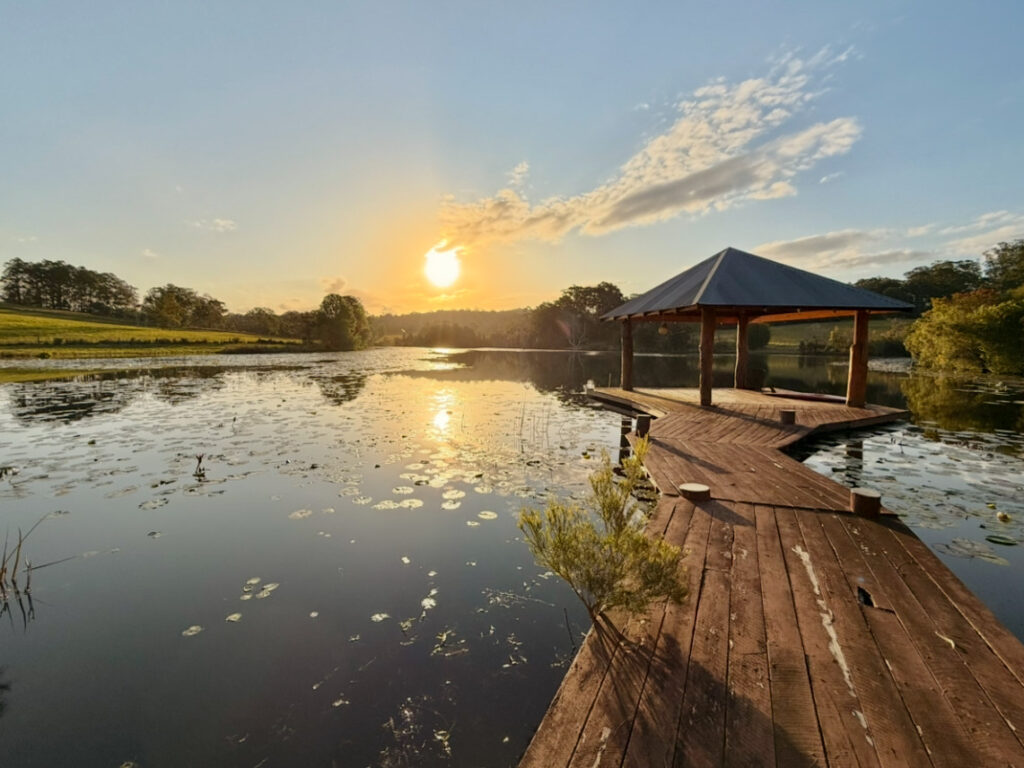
518 388 1024 768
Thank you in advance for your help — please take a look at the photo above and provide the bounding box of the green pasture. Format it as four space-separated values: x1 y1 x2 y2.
0 306 299 359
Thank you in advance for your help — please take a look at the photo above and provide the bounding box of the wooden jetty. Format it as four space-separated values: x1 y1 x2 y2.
518 387 1024 768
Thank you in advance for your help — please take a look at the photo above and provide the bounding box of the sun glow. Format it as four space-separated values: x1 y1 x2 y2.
423 242 461 288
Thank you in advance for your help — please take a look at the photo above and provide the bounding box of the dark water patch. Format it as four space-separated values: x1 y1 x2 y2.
2 349 1024 764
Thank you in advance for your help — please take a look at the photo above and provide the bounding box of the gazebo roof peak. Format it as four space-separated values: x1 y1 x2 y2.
602 246 913 321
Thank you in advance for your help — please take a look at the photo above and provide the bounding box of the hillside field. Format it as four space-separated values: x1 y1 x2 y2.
0 305 298 358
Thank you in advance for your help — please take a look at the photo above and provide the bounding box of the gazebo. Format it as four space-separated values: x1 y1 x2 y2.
601 247 913 408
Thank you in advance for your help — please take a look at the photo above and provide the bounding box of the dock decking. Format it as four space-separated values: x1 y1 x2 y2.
519 388 1024 768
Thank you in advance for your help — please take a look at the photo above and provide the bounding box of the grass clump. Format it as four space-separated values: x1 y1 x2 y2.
518 437 686 631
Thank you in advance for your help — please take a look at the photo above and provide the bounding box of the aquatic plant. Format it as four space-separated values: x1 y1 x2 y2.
0 514 73 604
518 437 686 631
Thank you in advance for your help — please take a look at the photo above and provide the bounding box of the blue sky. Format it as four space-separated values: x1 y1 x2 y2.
2 1 1022 313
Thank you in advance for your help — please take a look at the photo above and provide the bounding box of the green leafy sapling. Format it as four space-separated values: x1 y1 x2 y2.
518 437 687 628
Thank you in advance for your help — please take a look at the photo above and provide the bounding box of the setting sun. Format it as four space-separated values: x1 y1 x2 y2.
423 242 461 288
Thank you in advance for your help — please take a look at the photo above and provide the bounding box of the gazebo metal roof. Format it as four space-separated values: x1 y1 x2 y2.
602 247 913 323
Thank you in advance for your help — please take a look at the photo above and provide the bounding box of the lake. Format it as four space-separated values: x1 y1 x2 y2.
1 348 1023 767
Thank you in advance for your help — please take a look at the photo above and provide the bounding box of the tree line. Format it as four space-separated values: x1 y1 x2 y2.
1 258 137 316
903 240 1024 374
1 258 370 351
853 241 1024 315
6 239 1021 368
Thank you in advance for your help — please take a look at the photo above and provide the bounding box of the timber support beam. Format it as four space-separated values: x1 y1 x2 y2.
846 310 869 408
699 307 716 406
734 314 750 389
620 318 634 391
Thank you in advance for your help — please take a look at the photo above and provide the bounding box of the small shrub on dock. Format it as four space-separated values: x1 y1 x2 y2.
518 437 686 629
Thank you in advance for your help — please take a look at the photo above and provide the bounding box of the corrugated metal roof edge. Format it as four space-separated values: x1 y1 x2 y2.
600 246 914 320
602 299 913 320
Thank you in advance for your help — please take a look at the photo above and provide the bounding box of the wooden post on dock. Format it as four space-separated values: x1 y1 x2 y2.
699 307 716 406
734 314 750 389
620 318 634 391
846 310 869 408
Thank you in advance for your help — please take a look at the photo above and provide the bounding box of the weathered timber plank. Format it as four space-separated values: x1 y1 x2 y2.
865 518 1024 750
775 507 880 768
566 502 693 768
815 512 971 768
795 510 932 768
836 514 1024 764
517 622 622 768
724 502 775 768
674 568 732 768
882 517 1024 691
566 617 660 768
755 504 828 767
620 499 713 768
644 439 850 510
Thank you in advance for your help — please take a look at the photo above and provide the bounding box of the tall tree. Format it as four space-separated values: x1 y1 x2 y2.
984 240 1024 293
903 260 983 313
316 294 370 350
853 276 915 305
142 284 199 328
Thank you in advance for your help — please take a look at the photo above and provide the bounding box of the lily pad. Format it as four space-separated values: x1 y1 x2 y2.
985 534 1019 547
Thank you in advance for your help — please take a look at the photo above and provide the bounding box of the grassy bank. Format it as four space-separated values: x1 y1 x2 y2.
0 305 300 359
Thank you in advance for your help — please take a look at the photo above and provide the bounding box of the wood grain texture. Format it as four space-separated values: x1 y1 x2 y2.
518 388 1024 768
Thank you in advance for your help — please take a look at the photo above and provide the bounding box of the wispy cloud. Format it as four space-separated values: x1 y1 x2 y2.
507 161 529 188
757 230 934 271
753 208 1024 275
906 224 934 237
142 248 160 260
819 171 845 184
190 218 238 233
439 48 861 248
12 234 38 243
320 276 347 294
940 210 1024 254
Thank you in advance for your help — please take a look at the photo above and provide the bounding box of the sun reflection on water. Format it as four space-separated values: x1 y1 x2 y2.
431 389 456 437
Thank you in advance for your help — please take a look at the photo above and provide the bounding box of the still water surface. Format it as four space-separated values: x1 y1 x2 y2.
1 348 1023 767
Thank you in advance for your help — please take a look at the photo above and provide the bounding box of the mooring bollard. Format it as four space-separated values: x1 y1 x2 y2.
850 487 881 518
679 483 711 502
636 414 652 437
779 408 796 425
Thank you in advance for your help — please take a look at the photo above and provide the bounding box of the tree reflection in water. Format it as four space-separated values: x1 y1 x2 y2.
902 374 1024 440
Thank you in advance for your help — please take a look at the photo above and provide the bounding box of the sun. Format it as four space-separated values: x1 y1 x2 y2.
423 242 461 288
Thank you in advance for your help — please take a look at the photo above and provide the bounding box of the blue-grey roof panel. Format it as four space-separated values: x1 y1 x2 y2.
602 247 913 319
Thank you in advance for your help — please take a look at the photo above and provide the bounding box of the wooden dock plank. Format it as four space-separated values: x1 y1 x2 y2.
835 514 1024 764
775 507 880 768
723 502 776 768
620 500 713 768
882 517 1024 691
519 388 1024 768
674 567 731 768
794 511 933 768
755 503 828 767
815 512 973 768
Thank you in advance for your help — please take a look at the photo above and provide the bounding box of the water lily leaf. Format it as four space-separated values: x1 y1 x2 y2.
985 534 1018 546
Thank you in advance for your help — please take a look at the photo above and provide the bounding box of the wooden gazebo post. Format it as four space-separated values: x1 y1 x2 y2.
699 307 716 406
846 310 869 408
620 318 633 391
734 314 750 389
